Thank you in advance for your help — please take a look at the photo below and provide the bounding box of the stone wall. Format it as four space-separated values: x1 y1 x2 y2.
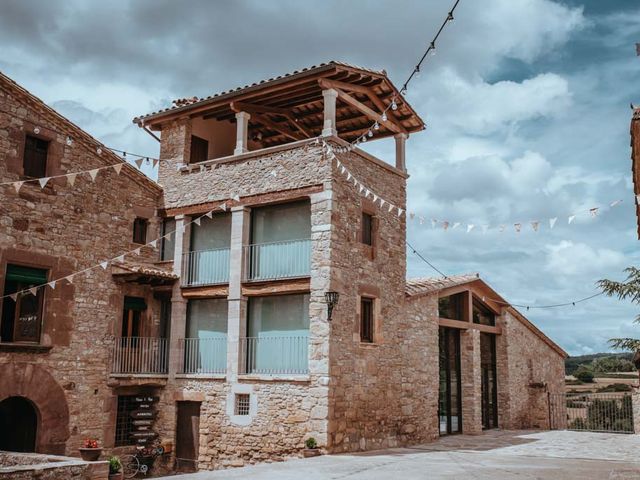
0 451 108 480
496 309 566 430
0 76 163 455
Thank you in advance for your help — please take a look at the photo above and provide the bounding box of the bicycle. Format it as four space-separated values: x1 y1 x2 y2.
122 441 164 478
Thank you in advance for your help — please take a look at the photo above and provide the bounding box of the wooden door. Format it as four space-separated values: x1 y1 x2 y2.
175 401 200 472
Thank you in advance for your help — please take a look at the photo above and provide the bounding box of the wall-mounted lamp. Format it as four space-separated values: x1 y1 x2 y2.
325 291 340 321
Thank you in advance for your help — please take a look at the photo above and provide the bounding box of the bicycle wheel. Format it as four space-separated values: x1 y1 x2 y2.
121 454 140 479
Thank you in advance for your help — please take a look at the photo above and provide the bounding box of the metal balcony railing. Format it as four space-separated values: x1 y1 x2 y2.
244 239 311 281
181 337 227 374
240 335 309 375
182 248 230 286
111 337 168 375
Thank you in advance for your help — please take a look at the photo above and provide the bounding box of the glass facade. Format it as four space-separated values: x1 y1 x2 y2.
185 213 231 285
438 293 466 321
439 327 462 434
480 332 498 429
473 298 496 326
250 201 310 244
185 299 228 373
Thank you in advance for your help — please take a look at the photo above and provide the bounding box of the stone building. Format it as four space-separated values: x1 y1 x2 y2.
0 62 566 473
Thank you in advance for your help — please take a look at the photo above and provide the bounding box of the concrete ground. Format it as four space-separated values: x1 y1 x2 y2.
160 430 640 479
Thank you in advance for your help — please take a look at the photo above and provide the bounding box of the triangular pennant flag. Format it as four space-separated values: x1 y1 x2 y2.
176 163 184 171
549 217 558 229
29 287 38 296
66 275 74 284
466 224 475 233
205 211 213 219
13 181 24 193
152 158 159 168
531 221 540 232
336 159 341 168
165 231 173 241
373 194 378 202
219 202 227 211
452 222 461 230
194 217 201 226
100 261 109 270
232 194 240 202
397 208 404 217
340 166 346 174
135 158 144 168
359 185 365 193
388 203 394 213
67 173 77 186
199 164 205 172
352 177 357 187
609 200 622 208
149 239 158 249
365 189 371 198
113 163 123 175
115 255 125 263
514 223 522 233
568 215 576 224
48 280 56 290
380 199 386 208
9 293 18 302
39 177 50 189
443 221 450 231
346 172 352 181
88 169 100 182
132 248 141 255
589 207 599 217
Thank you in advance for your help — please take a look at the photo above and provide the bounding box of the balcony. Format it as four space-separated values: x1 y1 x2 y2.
240 335 309 374
182 248 230 286
244 239 311 281
180 337 227 374
111 337 168 375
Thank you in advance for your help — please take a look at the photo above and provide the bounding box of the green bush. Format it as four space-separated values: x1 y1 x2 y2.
574 365 595 383
305 437 317 449
596 383 632 393
108 456 121 474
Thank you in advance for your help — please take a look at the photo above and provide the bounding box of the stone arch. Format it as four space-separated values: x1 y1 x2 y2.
0 362 70 454
0 396 38 452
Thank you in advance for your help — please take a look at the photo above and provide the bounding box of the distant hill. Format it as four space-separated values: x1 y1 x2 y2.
565 352 633 375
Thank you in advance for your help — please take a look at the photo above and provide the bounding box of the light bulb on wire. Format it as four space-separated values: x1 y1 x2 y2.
429 42 436 55
381 112 388 122
391 99 398 111
373 122 380 130
368 130 373 138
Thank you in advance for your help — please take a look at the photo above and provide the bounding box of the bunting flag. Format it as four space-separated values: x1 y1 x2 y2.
568 215 576 224
205 211 213 219
114 255 125 263
233 194 240 202
100 261 109 270
133 248 141 255
549 217 558 229
176 163 185 171
194 218 201 226
452 222 461 230
66 275 74 284
28 287 38 296
219 202 227 211
514 223 522 233
466 224 475 233
13 181 23 193
67 173 77 186
38 177 50 189
48 280 56 290
531 221 540 232
88 169 100 182
113 163 123 175
135 158 144 168
589 207 599 217
9 293 18 302
149 239 158 248
152 159 159 168
443 221 450 231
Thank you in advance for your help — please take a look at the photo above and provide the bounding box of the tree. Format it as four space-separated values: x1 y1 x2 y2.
574 364 595 383
597 267 640 351
591 356 635 373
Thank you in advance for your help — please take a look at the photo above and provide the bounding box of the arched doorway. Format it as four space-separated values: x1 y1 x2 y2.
0 396 38 452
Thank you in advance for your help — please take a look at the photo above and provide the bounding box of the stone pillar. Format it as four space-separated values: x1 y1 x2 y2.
168 214 190 378
394 133 408 172
460 329 483 434
227 206 250 381
321 89 338 137
633 389 640 434
234 111 251 155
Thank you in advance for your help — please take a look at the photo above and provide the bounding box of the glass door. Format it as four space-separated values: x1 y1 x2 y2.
480 332 498 429
439 327 462 434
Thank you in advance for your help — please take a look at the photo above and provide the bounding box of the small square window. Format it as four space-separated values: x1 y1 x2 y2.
190 135 209 164
234 394 250 416
360 297 374 343
23 135 49 178
362 213 373 246
133 218 148 244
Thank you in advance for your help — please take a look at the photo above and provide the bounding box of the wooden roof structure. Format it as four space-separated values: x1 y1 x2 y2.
134 61 425 147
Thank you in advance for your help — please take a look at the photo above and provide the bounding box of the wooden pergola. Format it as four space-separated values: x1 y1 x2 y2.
135 62 425 149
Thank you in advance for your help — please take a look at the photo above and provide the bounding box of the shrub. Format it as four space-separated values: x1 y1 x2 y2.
108 456 122 474
305 437 317 449
574 365 595 383
596 383 632 393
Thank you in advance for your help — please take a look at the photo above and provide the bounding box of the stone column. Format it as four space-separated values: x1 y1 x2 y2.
234 111 251 155
633 389 640 434
460 329 483 434
322 89 339 137
168 214 190 378
394 133 408 172
227 206 250 381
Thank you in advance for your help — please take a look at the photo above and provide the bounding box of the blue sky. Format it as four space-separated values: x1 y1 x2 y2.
1 0 638 354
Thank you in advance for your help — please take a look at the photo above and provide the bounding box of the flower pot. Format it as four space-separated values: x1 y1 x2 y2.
109 473 124 480
303 448 321 458
79 447 103 461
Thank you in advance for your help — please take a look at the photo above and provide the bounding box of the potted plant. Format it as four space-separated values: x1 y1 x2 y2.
108 456 123 480
303 437 321 458
79 438 102 461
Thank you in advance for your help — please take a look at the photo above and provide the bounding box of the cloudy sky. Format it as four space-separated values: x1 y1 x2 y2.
1 0 639 355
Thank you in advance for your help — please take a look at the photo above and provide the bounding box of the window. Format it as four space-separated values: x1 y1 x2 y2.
132 218 148 244
234 394 250 416
1 264 48 343
361 212 373 246
473 298 496 326
190 135 209 164
23 135 48 178
160 218 175 261
360 297 374 343
438 293 466 321
115 396 137 446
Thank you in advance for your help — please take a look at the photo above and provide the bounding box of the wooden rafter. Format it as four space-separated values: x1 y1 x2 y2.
230 101 311 139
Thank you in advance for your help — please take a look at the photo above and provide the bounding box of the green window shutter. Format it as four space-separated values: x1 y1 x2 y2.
124 296 147 311
5 264 48 284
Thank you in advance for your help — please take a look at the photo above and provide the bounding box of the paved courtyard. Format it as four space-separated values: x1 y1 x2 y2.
161 430 640 479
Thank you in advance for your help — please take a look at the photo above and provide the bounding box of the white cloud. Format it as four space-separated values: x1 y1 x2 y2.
544 240 625 277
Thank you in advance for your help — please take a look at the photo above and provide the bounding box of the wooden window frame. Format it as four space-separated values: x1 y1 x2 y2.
1 264 48 344
22 135 49 178
132 218 148 245
360 296 375 344
359 202 378 260
189 135 209 164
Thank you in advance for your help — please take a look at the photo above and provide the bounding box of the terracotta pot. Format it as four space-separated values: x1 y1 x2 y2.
79 447 102 461
109 473 124 480
303 448 321 458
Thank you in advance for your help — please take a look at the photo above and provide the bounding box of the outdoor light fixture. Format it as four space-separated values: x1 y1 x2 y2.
325 291 340 321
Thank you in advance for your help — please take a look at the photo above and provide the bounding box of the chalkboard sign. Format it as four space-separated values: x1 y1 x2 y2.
134 396 159 403
131 409 156 419
130 395 159 446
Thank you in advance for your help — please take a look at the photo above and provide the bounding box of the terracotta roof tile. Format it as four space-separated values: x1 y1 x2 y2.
111 261 178 280
405 273 480 297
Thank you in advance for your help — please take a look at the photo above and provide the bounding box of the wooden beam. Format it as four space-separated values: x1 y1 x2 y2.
182 285 229 298
438 318 502 335
230 101 311 139
243 278 310 296
331 88 406 134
